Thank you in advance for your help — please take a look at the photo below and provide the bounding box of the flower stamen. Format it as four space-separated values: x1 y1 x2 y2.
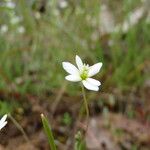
80 64 89 80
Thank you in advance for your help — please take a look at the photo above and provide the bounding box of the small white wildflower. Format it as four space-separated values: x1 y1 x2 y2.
10 16 21 25
0 114 7 130
53 9 59 16
5 1 15 9
17 26 25 34
34 12 41 19
59 0 68 8
0 25 8 34
62 55 102 91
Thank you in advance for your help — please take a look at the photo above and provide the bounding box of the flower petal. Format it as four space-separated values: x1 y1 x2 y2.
0 121 7 130
62 62 79 75
75 55 83 71
65 75 81 82
88 62 102 77
86 78 101 86
0 114 7 130
0 114 7 123
82 80 99 91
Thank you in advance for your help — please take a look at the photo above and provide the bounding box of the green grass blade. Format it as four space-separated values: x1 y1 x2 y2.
74 131 86 150
41 114 57 150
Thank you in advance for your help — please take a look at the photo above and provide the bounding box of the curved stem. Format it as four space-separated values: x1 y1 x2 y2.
8 114 30 143
81 84 89 131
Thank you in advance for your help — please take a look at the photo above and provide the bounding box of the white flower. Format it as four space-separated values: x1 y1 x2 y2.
59 0 68 8
5 1 15 9
0 114 7 130
17 26 25 34
34 12 41 19
10 16 21 25
0 25 8 34
62 55 102 91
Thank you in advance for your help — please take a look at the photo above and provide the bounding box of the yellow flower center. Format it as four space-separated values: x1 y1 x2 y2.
80 65 89 80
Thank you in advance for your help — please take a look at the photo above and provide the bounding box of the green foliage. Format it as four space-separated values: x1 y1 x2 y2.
0 0 149 100
62 112 72 126
0 101 16 115
41 114 57 150
131 144 138 150
74 131 86 150
41 115 86 150
112 128 124 137
110 21 150 90
0 1 149 148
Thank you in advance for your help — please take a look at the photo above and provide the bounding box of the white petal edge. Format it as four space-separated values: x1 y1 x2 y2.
88 62 102 77
75 55 83 71
86 78 101 86
82 80 99 91
0 114 7 123
0 121 7 130
65 75 81 82
62 62 79 75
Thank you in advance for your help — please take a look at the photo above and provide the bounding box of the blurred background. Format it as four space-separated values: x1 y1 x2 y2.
0 0 150 149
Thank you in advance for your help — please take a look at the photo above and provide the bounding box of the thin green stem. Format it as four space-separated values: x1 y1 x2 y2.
8 114 30 143
81 84 89 131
